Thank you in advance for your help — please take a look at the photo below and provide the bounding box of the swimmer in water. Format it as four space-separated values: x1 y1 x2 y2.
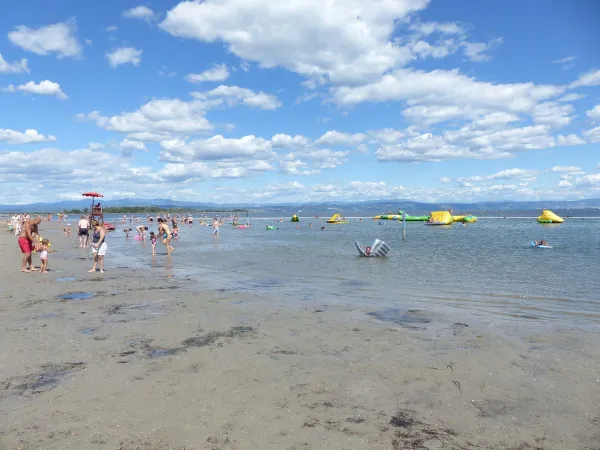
365 246 372 256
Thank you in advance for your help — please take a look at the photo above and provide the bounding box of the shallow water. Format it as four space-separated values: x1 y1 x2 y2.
103 215 600 330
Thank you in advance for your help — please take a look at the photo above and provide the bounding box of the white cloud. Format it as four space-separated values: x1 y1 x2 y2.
88 142 105 150
0 128 56 144
586 105 600 121
9 80 68 100
186 64 229 83
410 21 465 36
314 130 365 146
160 0 434 85
558 179 572 188
126 132 173 142
550 166 582 174
570 69 600 88
105 25 118 32
0 53 29 73
558 93 584 102
584 126 600 143
553 56 576 64
119 138 148 156
531 102 574 127
159 135 273 161
458 168 537 183
81 98 212 134
271 134 310 148
106 47 142 67
575 173 600 188
191 85 281 110
8 20 82 59
462 38 503 62
440 176 451 183
123 6 157 22
332 68 563 113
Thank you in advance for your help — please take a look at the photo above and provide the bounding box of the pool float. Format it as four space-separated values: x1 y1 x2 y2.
265 225 275 230
537 210 563 223
134 236 143 240
355 239 390 257
236 225 248 229
530 241 552 249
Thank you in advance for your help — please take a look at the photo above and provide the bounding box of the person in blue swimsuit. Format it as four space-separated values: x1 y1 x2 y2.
157 218 174 255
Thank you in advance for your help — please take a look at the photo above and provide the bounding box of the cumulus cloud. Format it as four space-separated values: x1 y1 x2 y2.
7 80 69 100
123 6 157 22
119 138 148 156
0 128 57 144
314 130 365 146
550 166 582 174
159 135 273 161
462 38 503 62
0 53 29 73
569 69 600 88
587 105 600 121
191 85 281 110
8 20 82 58
79 98 212 135
458 168 537 183
185 64 229 83
106 47 142 67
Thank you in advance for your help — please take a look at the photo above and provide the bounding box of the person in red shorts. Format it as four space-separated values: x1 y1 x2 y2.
18 216 42 272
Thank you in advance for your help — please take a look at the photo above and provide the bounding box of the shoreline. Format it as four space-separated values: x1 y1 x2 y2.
1 222 599 449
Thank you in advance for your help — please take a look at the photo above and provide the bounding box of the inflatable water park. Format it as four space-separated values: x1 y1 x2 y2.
374 209 477 223
537 210 564 224
291 214 299 222
327 213 349 224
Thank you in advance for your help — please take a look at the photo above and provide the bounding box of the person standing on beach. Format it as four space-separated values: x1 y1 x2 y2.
157 218 174 255
78 215 90 247
89 221 107 273
18 216 42 272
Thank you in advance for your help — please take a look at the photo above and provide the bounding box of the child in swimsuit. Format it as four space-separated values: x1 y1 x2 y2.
39 239 50 273
150 232 157 255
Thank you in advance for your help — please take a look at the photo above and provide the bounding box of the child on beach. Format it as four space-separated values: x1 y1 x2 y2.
39 238 50 273
124 228 131 238
150 231 157 255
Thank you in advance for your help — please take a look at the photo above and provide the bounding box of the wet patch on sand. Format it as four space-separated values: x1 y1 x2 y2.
386 410 461 449
59 292 95 301
0 362 86 397
125 326 256 359
367 308 431 328
473 399 516 418
56 277 78 282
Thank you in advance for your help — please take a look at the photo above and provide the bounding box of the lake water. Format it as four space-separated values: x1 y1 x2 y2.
102 214 600 330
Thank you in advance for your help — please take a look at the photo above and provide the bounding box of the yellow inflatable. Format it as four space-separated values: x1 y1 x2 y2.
291 214 299 222
326 213 349 224
427 211 453 225
537 210 564 223
452 215 477 223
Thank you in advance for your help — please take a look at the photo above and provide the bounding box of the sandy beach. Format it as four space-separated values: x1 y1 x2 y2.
1 221 599 450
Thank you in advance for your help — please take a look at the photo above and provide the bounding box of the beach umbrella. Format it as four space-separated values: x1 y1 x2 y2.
82 192 104 198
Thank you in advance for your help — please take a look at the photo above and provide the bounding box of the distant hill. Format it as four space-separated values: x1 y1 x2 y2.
1 197 600 214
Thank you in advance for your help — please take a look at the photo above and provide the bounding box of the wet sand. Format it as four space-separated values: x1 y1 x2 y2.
1 222 599 449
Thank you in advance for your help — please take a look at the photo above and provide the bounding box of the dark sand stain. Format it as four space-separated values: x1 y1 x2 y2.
0 362 86 397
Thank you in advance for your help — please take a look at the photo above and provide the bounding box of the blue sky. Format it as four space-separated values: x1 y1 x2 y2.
0 0 599 205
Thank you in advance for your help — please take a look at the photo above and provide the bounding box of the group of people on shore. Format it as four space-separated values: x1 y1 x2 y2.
12 214 107 274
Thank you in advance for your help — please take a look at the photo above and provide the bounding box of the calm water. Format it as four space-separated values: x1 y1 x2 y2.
103 215 600 329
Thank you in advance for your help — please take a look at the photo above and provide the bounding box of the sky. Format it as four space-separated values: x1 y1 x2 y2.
0 0 599 205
